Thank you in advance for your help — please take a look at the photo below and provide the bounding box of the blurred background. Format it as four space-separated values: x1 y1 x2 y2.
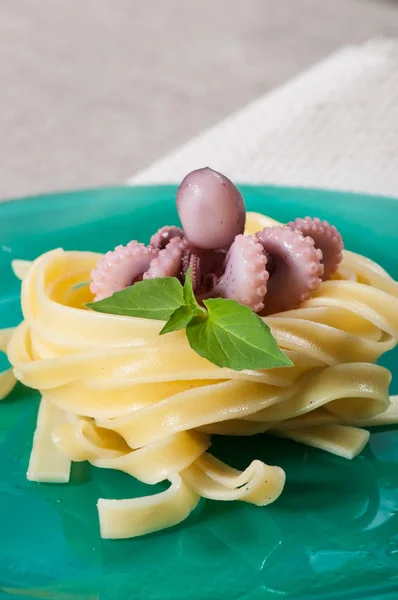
2 0 398 200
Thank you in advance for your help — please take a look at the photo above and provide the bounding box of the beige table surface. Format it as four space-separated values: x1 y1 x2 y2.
2 0 398 200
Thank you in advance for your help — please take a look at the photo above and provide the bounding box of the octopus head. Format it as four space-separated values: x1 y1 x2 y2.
176 167 246 250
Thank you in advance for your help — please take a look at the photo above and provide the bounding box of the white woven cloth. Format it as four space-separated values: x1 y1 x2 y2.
129 39 398 198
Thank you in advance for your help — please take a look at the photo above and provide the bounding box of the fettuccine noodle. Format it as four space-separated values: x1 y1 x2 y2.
1 213 397 538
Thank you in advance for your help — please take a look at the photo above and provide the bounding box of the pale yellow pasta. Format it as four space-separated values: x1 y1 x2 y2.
27 399 71 483
0 369 17 400
98 474 200 539
51 418 130 462
275 395 398 431
181 454 285 504
11 259 32 281
0 211 397 538
273 425 370 460
0 327 15 352
0 328 17 399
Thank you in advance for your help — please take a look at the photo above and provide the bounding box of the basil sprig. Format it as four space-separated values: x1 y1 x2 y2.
86 269 292 372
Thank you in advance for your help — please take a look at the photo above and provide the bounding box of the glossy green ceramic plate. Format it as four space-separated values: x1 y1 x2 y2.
0 185 397 600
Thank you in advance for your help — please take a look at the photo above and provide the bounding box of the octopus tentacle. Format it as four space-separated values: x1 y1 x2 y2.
144 237 187 280
90 241 158 301
256 226 323 315
287 217 343 280
211 235 269 313
150 226 184 250
200 248 228 279
181 248 201 292
181 247 229 293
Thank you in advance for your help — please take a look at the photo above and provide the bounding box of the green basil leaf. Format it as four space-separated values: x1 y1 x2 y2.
186 298 293 371
159 305 195 335
183 267 207 317
160 269 207 334
86 277 184 320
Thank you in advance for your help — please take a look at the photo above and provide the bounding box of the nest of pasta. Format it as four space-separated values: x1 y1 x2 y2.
1 210 397 539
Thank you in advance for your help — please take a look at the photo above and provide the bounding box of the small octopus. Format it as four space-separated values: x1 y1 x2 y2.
90 167 344 315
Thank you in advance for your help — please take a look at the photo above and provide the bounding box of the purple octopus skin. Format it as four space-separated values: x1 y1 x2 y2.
200 247 228 279
181 248 201 292
90 168 344 314
90 241 158 301
287 217 344 280
176 167 246 250
255 226 323 315
211 234 269 313
144 236 187 280
288 217 344 281
150 226 184 250
181 247 228 294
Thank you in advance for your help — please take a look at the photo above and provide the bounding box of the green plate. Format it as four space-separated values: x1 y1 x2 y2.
0 185 398 600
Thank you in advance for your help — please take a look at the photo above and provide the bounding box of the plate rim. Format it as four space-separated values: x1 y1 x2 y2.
1 182 398 211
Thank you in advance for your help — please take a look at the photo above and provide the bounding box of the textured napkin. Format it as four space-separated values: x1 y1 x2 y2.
129 39 398 197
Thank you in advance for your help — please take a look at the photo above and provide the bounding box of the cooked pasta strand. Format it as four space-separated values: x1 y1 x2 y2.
0 235 396 538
